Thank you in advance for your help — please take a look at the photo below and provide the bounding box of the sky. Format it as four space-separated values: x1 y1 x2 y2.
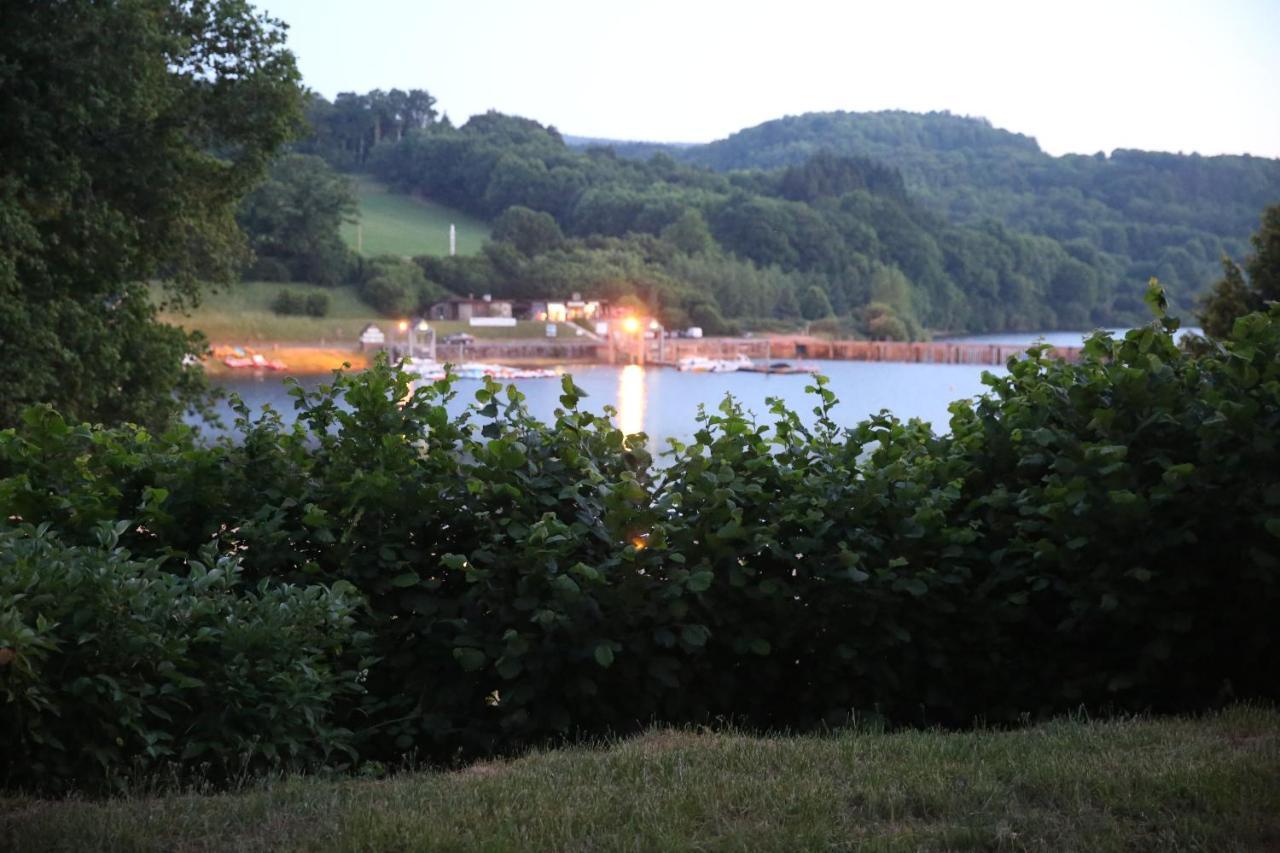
261 0 1280 158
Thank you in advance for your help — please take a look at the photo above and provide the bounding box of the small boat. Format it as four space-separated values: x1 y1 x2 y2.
675 353 752 371
677 354 751 373
739 361 820 375
222 354 286 370
403 357 447 381
250 353 288 371
403 359 557 381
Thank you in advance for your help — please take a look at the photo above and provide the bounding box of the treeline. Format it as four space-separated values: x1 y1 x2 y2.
5 302 1279 791
646 110 1280 317
349 109 1124 335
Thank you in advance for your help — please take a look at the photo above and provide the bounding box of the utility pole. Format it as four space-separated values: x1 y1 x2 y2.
449 223 456 257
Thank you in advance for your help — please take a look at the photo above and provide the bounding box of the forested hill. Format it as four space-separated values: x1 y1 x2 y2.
365 111 1128 334
584 110 1280 313
298 93 1277 336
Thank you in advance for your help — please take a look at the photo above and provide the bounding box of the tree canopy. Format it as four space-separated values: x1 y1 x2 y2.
0 0 303 428
1199 205 1280 338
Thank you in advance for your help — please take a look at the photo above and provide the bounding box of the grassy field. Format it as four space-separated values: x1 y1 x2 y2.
4 707 1277 851
156 282 582 346
341 175 490 258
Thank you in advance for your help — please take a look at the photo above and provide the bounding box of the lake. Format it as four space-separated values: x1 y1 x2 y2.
200 327 1191 448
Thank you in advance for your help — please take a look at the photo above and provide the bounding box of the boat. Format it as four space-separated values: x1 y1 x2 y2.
402 359 557 381
223 352 287 370
739 360 820 375
676 354 751 373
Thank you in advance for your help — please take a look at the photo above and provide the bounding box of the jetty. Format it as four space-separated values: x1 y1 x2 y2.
412 336 1083 368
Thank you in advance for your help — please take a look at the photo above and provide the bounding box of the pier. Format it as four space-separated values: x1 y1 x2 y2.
426 336 1083 367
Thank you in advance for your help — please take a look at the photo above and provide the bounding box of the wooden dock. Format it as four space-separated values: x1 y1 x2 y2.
411 337 1082 367
639 337 1083 366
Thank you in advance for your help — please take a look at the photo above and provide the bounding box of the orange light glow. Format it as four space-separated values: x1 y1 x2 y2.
630 535 648 551
622 316 641 334
398 320 409 332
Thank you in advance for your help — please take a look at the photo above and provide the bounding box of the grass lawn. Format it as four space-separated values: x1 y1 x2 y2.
156 282 584 345
3 707 1277 851
341 175 490 258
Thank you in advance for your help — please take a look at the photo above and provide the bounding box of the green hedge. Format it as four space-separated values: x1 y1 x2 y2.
0 524 370 792
1 301 1277 780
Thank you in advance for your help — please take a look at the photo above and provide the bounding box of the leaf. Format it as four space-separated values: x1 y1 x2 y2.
452 648 486 672
593 644 615 668
680 624 710 648
686 571 714 593
749 639 771 656
390 572 419 588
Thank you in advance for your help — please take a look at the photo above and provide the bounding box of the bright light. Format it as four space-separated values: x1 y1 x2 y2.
416 320 430 332
622 316 640 334
398 320 409 333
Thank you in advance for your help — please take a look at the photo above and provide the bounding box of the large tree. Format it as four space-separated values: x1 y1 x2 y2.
238 154 357 285
1199 205 1280 338
0 0 303 428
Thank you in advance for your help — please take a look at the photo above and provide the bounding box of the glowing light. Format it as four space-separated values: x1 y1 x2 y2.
416 319 430 332
617 363 646 437
621 316 641 334
630 535 648 551
398 320 409 333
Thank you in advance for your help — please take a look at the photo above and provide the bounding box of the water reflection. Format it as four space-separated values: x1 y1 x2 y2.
617 364 646 436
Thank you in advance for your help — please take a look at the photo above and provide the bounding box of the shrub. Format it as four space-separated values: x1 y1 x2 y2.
1 298 1277 779
270 289 304 315
0 523 370 793
304 292 330 317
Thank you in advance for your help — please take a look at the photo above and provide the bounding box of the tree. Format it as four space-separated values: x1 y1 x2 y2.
0 0 303 429
492 206 564 256
799 285 834 320
661 209 714 255
238 154 357 285
1200 205 1280 338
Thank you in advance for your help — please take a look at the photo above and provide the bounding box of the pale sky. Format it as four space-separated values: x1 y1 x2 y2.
261 0 1280 158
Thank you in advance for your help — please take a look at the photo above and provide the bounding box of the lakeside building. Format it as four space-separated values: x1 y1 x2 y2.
428 294 620 324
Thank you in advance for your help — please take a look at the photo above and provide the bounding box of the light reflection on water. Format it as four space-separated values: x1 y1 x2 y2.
617 364 646 437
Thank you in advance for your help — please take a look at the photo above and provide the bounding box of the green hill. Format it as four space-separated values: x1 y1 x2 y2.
341 175 490 258
671 111 1280 313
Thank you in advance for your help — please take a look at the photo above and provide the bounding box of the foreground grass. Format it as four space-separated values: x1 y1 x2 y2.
4 707 1277 852
341 175 490 258
156 281 583 345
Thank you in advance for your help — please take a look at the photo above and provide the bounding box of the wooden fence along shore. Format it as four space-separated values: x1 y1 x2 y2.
429 337 1084 367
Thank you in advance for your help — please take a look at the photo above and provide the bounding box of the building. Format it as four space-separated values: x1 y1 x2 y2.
428 295 514 322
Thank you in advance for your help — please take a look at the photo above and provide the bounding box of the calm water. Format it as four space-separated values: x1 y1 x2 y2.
201 360 1003 447
200 328 1190 448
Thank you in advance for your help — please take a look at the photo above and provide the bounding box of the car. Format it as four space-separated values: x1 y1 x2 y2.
443 333 476 345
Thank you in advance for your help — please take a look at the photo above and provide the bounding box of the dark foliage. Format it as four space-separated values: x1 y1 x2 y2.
4 301 1277 788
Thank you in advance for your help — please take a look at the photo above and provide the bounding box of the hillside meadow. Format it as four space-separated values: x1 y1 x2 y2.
340 175 490 258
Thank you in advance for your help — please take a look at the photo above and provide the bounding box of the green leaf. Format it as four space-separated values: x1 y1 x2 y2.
686 571 714 593
452 648 486 672
749 639 771 656
680 624 710 648
390 572 419 588
593 644 615 668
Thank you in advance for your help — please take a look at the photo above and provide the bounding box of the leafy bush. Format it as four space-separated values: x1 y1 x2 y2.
0 523 370 793
304 292 330 317
270 289 304 315
2 299 1277 781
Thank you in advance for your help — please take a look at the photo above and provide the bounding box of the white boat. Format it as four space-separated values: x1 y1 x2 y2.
677 354 752 373
404 358 557 381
